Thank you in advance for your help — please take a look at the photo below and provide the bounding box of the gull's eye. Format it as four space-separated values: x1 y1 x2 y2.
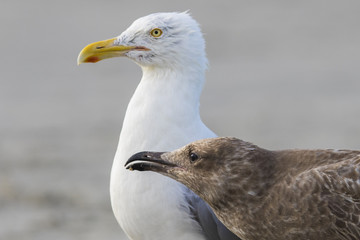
190 152 199 162
150 28 163 38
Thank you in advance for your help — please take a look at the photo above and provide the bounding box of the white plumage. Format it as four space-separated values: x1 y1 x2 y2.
79 12 239 240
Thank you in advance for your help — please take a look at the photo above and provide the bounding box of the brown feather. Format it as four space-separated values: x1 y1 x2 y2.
127 137 360 240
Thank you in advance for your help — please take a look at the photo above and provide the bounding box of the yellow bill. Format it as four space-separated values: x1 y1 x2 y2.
77 38 149 65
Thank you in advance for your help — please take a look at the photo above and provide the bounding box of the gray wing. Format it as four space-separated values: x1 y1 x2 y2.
184 188 240 240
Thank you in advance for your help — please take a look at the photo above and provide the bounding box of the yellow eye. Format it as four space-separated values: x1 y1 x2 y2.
150 28 163 38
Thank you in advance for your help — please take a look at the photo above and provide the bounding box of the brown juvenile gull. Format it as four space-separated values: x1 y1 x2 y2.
125 137 360 240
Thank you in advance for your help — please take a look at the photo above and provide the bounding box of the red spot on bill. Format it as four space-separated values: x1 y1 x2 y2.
85 56 100 63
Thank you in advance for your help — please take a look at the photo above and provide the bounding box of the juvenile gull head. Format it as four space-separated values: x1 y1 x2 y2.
126 137 360 240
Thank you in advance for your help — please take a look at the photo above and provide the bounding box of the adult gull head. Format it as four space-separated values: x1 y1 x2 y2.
78 12 239 240
78 12 207 70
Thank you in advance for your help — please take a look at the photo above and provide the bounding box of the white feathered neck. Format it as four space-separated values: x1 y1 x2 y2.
110 12 217 240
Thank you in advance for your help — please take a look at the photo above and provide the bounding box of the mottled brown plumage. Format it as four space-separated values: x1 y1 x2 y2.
125 137 360 240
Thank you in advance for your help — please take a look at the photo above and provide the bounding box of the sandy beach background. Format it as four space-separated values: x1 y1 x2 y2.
1 0 359 239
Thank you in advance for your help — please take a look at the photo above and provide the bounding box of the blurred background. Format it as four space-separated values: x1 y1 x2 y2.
1 0 359 239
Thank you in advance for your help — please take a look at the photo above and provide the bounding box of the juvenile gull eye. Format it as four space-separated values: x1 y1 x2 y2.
190 153 199 162
150 28 163 38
